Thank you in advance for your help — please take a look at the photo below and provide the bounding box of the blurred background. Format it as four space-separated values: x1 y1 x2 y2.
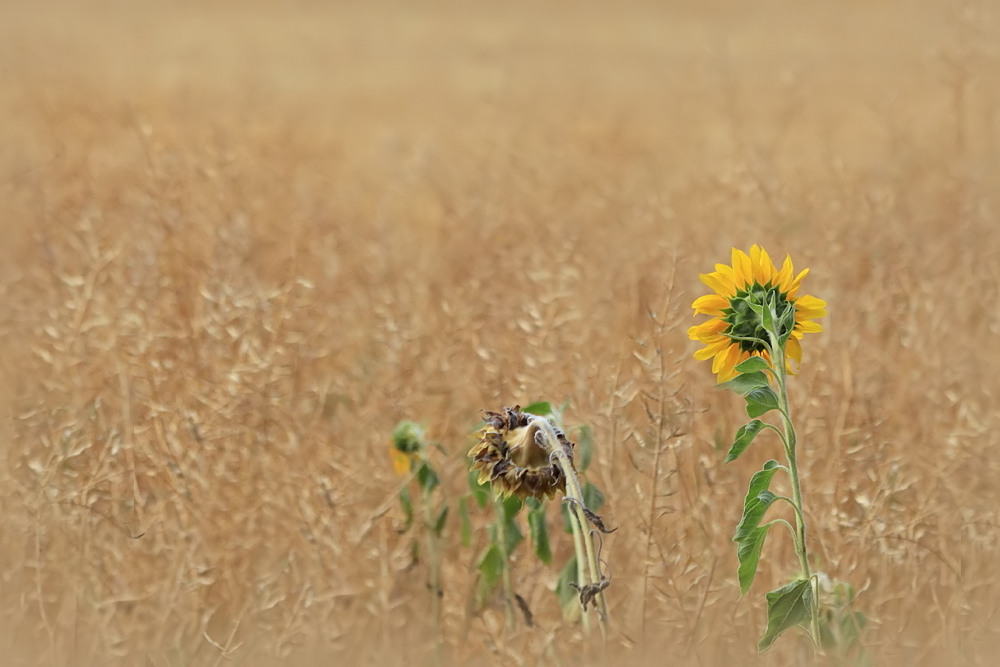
1 1 998 665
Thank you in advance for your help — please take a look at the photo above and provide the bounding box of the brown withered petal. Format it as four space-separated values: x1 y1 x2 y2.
467 405 576 500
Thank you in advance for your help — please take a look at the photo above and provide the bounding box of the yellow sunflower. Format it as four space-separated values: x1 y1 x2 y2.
688 245 827 383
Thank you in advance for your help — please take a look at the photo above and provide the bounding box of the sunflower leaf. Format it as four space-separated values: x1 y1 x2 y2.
745 386 780 418
398 486 414 532
416 461 439 492
726 419 766 462
733 460 782 594
555 556 579 607
719 371 770 395
476 544 504 604
459 499 472 547
527 502 552 565
468 469 489 508
432 504 449 537
735 356 772 374
576 424 594 472
758 579 813 651
522 401 553 417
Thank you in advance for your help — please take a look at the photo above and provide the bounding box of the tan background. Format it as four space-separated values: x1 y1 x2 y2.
1 0 998 664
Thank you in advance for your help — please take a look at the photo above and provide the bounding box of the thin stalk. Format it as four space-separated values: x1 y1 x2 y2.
769 333 821 647
530 416 610 631
422 486 444 662
494 500 517 627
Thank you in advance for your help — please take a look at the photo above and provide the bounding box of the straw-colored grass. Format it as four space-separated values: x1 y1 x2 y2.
1 1 998 664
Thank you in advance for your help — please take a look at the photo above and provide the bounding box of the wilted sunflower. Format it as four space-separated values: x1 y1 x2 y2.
688 245 827 382
468 406 575 500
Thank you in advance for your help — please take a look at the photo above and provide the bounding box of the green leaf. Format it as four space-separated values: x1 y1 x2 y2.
522 401 553 417
497 496 524 555
758 579 813 652
476 544 504 602
582 482 605 511
725 420 765 462
734 356 772 374
398 486 413 532
576 424 594 472
555 556 579 607
718 371 770 395
459 499 472 547
745 386 780 418
733 460 783 594
527 503 552 564
432 504 449 537
416 461 439 492
468 469 489 508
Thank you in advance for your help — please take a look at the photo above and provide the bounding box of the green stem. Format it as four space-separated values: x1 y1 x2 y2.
769 332 821 647
529 416 609 632
494 500 516 627
422 487 444 662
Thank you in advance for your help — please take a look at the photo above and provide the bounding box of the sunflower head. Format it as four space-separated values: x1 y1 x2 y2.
390 421 426 476
468 406 575 500
688 245 827 382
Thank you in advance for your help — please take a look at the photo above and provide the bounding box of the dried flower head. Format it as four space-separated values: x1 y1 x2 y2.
468 406 575 500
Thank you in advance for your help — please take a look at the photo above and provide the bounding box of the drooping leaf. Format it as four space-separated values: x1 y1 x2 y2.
459 499 472 547
733 460 783 594
398 486 413 532
718 371 770 395
497 496 524 555
432 504 449 537
562 482 606 533
576 424 594 472
726 419 766 462
555 556 579 607
476 544 504 604
468 469 489 508
521 401 553 417
734 356 772 374
416 461 439 492
758 579 813 652
527 503 552 564
745 386 780 418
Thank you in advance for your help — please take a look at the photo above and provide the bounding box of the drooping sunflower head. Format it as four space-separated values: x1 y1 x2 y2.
688 245 827 382
468 406 575 500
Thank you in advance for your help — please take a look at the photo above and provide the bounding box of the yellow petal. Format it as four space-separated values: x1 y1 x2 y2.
775 255 795 292
787 268 810 298
692 294 730 316
797 320 824 333
700 271 734 297
750 245 776 285
731 248 752 289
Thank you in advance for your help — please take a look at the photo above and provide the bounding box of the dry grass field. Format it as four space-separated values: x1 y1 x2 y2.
2 0 999 664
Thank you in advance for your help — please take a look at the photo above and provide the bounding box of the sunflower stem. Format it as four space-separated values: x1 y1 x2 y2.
769 331 821 649
529 416 610 633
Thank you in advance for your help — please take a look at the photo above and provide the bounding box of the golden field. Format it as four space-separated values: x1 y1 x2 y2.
1 1 998 664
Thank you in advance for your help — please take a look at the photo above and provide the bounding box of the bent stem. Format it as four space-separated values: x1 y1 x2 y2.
769 333 821 647
529 416 610 632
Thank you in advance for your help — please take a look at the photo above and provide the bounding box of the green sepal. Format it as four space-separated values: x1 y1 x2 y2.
733 460 783 594
392 421 425 454
758 579 813 652
734 356 772 374
527 501 552 565
718 371 770 395
726 419 765 462
744 386 780 418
